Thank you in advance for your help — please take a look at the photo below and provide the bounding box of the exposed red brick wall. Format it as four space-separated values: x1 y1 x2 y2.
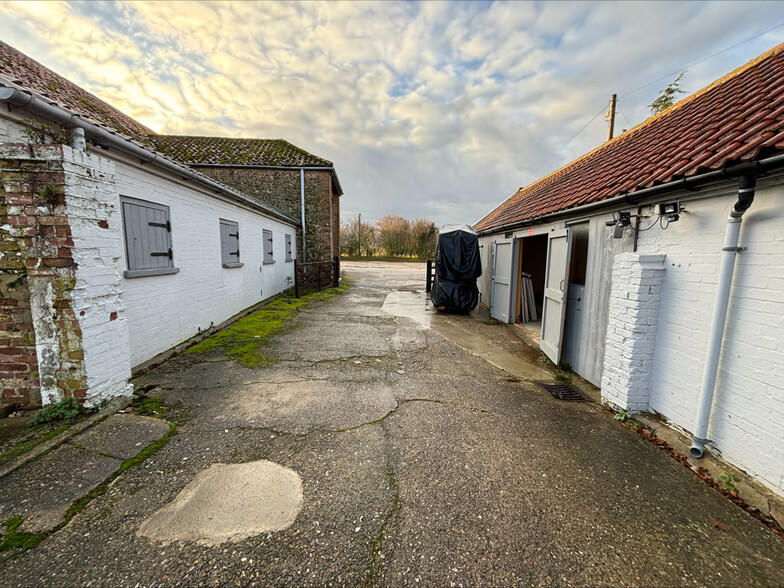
192 166 340 262
0 144 86 408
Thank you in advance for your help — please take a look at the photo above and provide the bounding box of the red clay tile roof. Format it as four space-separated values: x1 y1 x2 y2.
474 43 784 233
0 40 155 143
149 135 333 167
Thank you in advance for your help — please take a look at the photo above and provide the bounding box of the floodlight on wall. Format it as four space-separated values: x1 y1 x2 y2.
658 201 681 222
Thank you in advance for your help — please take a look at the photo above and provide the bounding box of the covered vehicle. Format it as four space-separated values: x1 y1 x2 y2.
430 224 482 313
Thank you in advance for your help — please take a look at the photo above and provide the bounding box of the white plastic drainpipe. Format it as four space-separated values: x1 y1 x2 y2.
300 168 306 262
72 127 86 152
690 175 756 458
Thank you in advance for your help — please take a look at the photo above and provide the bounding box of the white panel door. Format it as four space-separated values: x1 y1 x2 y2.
490 240 513 322
540 228 573 365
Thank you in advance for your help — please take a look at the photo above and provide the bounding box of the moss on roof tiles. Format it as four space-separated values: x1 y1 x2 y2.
149 135 333 167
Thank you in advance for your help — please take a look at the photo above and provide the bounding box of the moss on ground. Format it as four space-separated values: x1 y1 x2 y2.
0 516 47 552
186 284 350 368
0 424 69 468
132 395 166 418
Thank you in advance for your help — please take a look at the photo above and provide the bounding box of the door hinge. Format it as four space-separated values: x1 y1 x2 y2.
151 248 173 260
149 220 171 231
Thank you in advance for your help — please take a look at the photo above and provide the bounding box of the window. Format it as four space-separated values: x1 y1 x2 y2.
285 234 293 262
121 197 179 278
220 219 242 267
263 229 274 264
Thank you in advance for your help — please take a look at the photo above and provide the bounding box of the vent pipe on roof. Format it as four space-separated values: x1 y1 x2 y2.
690 175 756 459
606 94 617 141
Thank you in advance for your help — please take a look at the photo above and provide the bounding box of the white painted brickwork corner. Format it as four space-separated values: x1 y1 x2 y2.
63 148 133 407
600 252 666 413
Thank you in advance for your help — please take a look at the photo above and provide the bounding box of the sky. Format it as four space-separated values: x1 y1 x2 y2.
1 1 783 227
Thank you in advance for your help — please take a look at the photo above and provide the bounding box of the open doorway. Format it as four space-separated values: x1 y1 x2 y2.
513 234 547 344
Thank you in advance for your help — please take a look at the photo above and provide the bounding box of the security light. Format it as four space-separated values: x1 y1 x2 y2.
658 201 681 222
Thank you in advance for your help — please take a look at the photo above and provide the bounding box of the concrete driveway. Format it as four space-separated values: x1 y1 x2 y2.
2 261 783 586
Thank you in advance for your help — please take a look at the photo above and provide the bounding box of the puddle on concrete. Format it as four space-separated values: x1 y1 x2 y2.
381 290 436 328
138 461 302 546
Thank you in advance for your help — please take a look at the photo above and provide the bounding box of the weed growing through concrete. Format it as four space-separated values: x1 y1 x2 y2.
720 472 741 492
27 397 81 427
186 284 350 368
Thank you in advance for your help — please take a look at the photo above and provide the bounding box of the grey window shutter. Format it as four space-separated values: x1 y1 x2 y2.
122 198 173 271
220 220 240 265
285 234 292 261
263 229 274 263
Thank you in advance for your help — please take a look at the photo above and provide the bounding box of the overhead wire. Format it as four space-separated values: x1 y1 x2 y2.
514 23 784 192
619 21 784 98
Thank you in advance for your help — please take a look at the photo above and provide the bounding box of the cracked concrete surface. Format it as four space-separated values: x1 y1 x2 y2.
1 260 783 586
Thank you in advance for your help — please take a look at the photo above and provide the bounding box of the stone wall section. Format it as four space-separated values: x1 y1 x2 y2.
600 252 666 413
193 166 338 262
0 143 85 407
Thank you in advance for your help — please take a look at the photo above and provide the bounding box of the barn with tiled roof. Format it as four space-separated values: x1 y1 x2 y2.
475 44 784 234
474 44 784 500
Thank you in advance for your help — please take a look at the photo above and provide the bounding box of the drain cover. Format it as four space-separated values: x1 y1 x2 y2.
536 382 587 402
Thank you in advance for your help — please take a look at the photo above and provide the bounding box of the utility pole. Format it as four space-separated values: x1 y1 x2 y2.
606 93 617 142
357 213 361 257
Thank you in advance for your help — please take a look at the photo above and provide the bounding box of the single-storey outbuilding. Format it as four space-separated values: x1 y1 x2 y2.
0 41 320 409
474 45 784 497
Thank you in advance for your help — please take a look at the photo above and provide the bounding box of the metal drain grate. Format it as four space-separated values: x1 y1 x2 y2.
536 382 587 402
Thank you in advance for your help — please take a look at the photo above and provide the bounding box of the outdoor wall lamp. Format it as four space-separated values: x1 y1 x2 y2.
658 201 681 222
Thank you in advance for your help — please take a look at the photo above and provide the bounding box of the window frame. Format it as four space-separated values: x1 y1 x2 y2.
220 219 243 268
120 196 179 279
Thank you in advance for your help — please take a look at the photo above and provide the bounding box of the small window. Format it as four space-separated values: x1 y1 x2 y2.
285 234 293 262
220 219 242 268
121 197 179 278
263 229 274 264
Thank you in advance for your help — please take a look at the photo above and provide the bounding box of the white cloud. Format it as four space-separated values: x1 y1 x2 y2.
1 0 783 226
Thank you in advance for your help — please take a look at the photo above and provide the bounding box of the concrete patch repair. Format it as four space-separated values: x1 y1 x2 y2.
138 461 303 546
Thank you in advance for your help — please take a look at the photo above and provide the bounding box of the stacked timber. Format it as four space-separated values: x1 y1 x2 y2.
520 273 537 323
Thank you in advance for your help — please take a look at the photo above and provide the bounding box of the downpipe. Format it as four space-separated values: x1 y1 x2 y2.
690 175 756 458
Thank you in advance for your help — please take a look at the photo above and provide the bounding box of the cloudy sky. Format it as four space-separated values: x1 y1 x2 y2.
1 1 783 226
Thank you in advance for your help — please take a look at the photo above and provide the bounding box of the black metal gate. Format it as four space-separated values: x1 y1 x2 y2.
294 256 339 297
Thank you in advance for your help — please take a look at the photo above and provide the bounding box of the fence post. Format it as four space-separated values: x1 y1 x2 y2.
294 259 300 298
317 263 322 291
333 256 339 287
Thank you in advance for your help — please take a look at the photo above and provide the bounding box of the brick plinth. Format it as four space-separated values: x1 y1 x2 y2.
601 253 666 413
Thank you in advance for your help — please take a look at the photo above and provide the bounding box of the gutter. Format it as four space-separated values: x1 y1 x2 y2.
475 154 784 236
0 86 300 228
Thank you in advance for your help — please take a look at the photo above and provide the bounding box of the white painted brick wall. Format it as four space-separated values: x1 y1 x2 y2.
636 180 784 495
600 253 666 412
111 153 298 367
63 147 134 407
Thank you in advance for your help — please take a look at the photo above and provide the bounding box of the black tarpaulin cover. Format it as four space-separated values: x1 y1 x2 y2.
431 224 482 313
